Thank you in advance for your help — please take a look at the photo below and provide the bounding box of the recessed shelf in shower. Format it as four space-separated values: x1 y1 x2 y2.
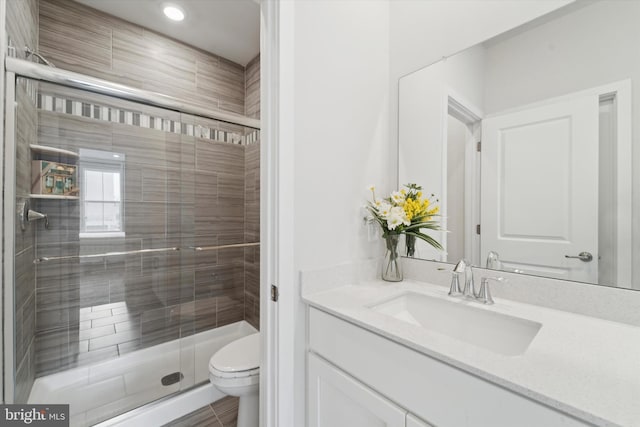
30 143 79 198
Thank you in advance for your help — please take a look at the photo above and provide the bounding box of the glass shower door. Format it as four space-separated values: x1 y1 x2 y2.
7 76 194 425
6 71 259 426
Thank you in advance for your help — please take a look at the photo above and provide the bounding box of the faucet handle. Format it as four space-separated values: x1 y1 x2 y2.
448 272 462 296
448 260 467 296
476 276 505 305
462 265 476 299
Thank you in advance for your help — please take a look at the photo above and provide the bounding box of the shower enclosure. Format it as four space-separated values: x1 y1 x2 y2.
3 58 260 426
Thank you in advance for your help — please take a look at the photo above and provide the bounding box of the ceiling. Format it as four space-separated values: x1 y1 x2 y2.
73 0 260 66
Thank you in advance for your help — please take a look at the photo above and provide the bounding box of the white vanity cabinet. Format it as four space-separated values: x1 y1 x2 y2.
407 414 434 427
308 353 407 427
307 307 595 427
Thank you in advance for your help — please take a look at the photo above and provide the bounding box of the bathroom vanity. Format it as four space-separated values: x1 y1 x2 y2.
303 279 640 427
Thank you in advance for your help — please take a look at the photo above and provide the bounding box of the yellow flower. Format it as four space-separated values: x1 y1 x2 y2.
403 198 422 221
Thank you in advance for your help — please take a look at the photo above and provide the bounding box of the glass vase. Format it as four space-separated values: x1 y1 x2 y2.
405 233 416 257
382 233 403 282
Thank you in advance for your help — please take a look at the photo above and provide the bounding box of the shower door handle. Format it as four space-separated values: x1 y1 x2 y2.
564 252 593 262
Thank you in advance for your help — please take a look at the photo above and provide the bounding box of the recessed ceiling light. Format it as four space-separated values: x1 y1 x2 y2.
163 5 185 21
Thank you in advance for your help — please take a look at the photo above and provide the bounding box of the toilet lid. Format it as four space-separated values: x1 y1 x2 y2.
210 333 260 373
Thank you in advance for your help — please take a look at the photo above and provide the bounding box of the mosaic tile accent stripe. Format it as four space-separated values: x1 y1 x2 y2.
37 93 260 145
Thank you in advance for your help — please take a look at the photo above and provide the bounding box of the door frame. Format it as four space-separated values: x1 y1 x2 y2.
260 0 296 426
443 89 483 266
483 80 632 287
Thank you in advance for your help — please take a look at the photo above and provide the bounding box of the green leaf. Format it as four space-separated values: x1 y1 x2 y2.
405 231 443 251
404 221 440 232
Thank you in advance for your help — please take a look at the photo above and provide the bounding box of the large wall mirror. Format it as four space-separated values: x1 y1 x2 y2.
398 1 639 290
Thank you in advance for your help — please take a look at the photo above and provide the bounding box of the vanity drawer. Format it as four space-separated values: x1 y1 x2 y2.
308 307 594 427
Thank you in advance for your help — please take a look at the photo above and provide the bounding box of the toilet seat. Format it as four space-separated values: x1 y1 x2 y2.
210 366 259 379
209 333 260 380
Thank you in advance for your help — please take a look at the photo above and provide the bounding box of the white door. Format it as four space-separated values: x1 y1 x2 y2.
407 414 435 427
481 95 599 282
308 353 406 427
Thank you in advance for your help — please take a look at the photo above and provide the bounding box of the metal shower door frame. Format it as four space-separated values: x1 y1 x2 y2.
3 70 17 403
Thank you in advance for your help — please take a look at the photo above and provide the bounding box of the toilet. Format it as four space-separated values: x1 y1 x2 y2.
209 333 260 427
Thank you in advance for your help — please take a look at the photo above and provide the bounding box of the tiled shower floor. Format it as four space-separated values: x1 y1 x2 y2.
28 321 256 427
78 301 148 355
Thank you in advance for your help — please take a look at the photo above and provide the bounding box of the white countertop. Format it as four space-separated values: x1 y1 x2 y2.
302 280 640 427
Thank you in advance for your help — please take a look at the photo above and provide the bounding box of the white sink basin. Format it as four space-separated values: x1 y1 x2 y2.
370 292 541 356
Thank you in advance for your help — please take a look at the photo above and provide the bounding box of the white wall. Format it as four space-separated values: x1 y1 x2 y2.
447 115 467 262
388 0 573 187
277 1 391 426
294 1 391 272
483 1 640 114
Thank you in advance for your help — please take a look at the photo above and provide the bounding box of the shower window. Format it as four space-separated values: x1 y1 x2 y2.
79 149 125 237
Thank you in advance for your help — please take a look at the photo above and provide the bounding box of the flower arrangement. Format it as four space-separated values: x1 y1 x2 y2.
366 183 443 258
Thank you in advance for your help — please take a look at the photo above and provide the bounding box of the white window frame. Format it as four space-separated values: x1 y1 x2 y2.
79 160 125 238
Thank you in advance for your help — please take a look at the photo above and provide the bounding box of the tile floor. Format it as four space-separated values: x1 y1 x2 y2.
162 396 239 427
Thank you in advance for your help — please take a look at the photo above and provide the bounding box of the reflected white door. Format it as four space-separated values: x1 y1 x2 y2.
481 95 599 282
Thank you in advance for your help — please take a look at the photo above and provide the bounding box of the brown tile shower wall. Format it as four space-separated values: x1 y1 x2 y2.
245 55 261 120
34 92 249 376
38 0 246 115
7 0 38 59
244 55 260 329
7 0 39 404
244 143 260 330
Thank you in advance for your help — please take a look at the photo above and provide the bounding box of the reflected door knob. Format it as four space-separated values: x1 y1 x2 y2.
564 252 593 262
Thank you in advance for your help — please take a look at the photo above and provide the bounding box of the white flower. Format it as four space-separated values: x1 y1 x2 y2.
391 191 405 205
391 206 409 223
378 202 392 218
386 206 410 230
387 216 402 230
367 185 375 192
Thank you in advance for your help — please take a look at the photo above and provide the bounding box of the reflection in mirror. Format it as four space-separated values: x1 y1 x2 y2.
398 1 638 289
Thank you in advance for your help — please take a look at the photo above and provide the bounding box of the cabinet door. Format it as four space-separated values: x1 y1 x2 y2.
308 353 406 427
407 414 435 427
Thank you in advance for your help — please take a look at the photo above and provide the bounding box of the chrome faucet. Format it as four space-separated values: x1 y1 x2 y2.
486 251 501 270
449 260 474 297
462 263 476 299
448 260 465 296
449 259 504 305
476 276 504 305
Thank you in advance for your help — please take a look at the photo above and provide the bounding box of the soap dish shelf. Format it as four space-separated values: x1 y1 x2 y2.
29 194 79 200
